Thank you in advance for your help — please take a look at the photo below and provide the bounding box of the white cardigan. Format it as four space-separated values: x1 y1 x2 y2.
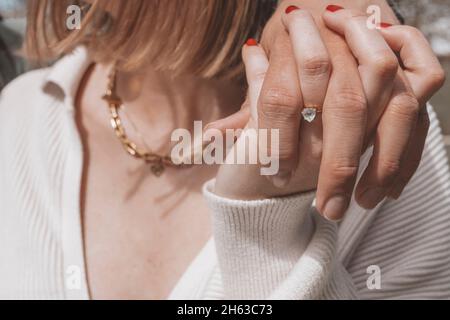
1 48 450 300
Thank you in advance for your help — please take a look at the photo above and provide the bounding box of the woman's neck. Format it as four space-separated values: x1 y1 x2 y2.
119 65 243 120
93 64 245 153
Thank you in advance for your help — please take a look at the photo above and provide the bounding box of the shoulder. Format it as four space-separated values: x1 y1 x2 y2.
0 68 62 146
1 47 92 118
1 67 51 97
0 67 53 114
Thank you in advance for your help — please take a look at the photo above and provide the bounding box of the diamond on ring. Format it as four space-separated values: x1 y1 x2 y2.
302 107 320 123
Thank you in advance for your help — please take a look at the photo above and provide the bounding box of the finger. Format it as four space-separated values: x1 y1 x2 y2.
380 25 446 105
323 8 398 133
281 7 325 177
205 107 250 133
206 39 269 132
243 40 270 124
388 109 430 199
258 32 303 188
282 7 331 115
355 71 419 208
379 25 444 199
316 44 368 221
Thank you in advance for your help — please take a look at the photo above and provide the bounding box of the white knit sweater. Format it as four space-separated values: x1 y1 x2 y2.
1 48 450 300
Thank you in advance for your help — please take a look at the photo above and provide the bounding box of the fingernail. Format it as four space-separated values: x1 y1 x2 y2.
326 4 344 12
285 5 300 14
380 22 393 28
322 195 349 221
246 38 258 46
359 187 386 209
269 170 292 188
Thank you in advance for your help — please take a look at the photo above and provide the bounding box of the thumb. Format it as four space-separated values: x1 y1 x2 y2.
204 39 269 133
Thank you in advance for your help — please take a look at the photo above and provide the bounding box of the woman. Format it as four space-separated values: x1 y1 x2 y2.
0 0 449 299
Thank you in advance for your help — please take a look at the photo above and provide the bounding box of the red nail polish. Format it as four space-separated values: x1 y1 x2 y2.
246 38 258 46
326 4 344 12
380 22 393 28
285 5 300 14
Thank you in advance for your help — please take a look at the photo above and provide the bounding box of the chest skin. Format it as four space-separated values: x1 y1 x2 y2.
75 65 218 299
80 159 213 300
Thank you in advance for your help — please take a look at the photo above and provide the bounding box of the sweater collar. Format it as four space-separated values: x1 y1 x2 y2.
42 46 93 109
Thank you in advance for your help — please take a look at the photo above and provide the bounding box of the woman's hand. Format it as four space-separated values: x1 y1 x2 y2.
211 1 399 216
322 8 445 213
212 5 445 221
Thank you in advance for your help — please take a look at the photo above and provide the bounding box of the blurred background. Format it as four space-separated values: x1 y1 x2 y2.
0 0 449 157
0 0 26 89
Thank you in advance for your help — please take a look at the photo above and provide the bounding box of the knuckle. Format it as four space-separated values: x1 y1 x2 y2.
277 144 298 162
301 56 331 78
336 89 367 110
377 158 401 187
260 88 300 121
329 88 367 116
388 92 420 121
403 26 425 42
427 68 446 92
369 54 398 79
328 163 359 182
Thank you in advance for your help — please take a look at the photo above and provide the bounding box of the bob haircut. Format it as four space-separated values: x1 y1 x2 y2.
26 0 276 79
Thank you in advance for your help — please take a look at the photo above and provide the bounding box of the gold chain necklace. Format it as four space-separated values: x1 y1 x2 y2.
101 67 191 177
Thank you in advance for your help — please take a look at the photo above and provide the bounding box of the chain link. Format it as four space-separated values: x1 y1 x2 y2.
102 67 191 176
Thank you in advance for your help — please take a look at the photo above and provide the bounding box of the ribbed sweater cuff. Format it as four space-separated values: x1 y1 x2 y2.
203 180 316 299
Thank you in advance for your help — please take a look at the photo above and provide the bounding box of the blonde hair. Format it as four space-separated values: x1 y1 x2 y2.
26 0 275 79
